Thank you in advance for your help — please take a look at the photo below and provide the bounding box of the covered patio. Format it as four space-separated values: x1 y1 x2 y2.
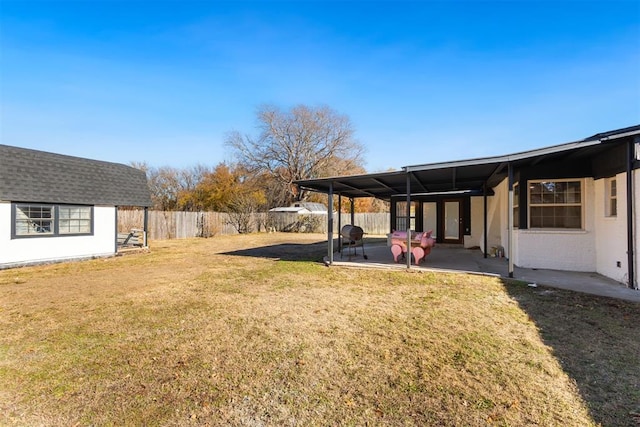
329 237 640 302
296 125 640 290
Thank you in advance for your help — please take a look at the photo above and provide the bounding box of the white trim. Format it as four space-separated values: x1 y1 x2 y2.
598 129 640 141
527 178 584 230
518 229 589 235
605 177 617 218
404 139 605 172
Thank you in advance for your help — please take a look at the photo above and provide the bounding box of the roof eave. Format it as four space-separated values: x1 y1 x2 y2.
403 138 607 173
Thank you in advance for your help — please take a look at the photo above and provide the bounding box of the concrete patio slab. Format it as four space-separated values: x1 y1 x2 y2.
326 239 640 303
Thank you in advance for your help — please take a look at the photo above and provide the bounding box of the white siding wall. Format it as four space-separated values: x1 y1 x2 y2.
0 204 116 268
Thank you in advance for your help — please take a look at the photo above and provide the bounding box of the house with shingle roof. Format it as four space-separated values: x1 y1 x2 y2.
297 125 640 290
0 144 152 269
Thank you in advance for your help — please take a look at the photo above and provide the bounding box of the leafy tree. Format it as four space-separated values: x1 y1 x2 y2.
340 197 389 213
226 104 365 206
186 163 268 217
186 163 238 211
176 164 213 211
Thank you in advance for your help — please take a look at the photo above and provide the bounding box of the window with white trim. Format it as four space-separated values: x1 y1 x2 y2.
605 178 617 217
13 204 93 237
528 180 582 229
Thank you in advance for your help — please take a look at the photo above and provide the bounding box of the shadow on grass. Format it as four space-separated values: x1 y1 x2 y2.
221 242 328 262
221 237 388 263
502 280 640 427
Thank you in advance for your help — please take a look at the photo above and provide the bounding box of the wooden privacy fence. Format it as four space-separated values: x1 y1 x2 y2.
118 210 390 240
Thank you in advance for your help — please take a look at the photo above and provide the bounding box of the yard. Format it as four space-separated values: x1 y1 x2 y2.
0 233 638 426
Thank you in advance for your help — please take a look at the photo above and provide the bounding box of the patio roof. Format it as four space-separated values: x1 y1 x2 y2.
295 125 640 200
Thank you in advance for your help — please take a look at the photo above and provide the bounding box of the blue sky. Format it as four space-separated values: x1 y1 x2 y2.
1 1 639 172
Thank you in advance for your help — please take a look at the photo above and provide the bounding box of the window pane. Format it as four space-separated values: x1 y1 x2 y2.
556 206 581 228
541 206 555 228
530 205 581 228
554 183 566 203
58 206 92 234
610 199 617 217
529 183 540 204
529 182 541 195
395 201 415 230
15 205 54 235
567 182 581 203
530 207 543 228
610 180 616 197
605 179 617 217
528 181 582 229
542 182 556 204
396 202 416 216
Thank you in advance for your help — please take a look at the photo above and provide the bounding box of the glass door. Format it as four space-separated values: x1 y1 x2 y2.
443 200 462 243
422 202 437 239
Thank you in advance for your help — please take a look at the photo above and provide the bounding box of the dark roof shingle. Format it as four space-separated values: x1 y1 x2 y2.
0 145 152 206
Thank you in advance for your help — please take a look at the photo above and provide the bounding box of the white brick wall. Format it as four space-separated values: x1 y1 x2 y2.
514 178 596 272
594 172 629 284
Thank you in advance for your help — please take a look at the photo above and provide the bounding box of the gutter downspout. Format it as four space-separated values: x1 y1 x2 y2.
406 173 412 269
328 182 334 264
337 195 342 253
114 206 119 254
508 163 514 278
483 183 488 258
627 137 637 289
143 207 149 247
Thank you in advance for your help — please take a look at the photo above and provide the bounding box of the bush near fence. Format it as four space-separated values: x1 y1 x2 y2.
118 210 390 240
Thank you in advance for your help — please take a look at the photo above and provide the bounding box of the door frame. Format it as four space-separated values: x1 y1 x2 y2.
393 197 468 245
441 198 464 244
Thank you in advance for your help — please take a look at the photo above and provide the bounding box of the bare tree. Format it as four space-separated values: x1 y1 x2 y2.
131 162 214 211
146 166 182 210
225 190 266 234
226 104 365 205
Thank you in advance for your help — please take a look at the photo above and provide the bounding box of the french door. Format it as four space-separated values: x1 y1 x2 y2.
422 202 437 239
421 199 464 244
442 199 463 244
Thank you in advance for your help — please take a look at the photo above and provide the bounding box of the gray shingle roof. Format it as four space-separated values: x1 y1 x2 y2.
0 145 152 207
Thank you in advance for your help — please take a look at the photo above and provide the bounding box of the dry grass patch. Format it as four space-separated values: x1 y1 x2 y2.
0 233 637 426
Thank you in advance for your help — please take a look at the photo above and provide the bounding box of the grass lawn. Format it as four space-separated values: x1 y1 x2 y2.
1 233 638 426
